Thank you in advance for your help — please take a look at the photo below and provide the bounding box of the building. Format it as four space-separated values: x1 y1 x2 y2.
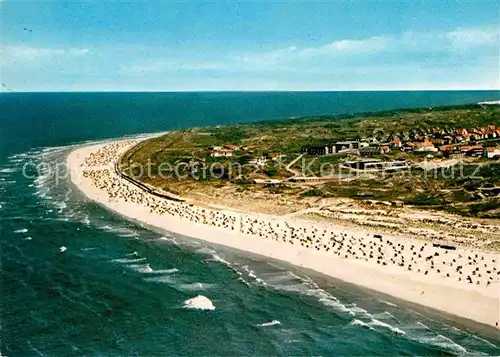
390 137 402 148
301 141 364 156
443 149 465 159
289 176 323 182
253 179 282 185
359 145 390 156
484 147 500 159
239 156 267 166
301 145 329 155
209 149 233 157
334 141 361 151
266 153 285 161
344 159 407 171
413 141 438 152
379 145 391 154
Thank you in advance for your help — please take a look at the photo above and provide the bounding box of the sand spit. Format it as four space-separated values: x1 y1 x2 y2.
68 139 500 329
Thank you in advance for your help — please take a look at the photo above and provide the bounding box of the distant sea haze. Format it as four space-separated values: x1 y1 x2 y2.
1 90 500 355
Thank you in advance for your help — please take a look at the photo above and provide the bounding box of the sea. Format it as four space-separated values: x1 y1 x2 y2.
1 91 500 356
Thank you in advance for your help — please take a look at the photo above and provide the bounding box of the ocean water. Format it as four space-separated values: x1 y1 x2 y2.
1 91 500 356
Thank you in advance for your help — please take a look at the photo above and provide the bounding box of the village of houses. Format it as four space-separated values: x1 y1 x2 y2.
202 122 500 185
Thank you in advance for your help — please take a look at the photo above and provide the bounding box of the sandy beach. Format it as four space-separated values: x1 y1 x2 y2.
68 138 500 329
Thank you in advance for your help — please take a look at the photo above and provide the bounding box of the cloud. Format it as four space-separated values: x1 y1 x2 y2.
119 25 499 78
235 36 389 68
3 25 499 91
444 26 500 49
120 59 225 74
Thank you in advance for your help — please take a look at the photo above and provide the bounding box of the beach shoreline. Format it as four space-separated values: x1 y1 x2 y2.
67 138 500 331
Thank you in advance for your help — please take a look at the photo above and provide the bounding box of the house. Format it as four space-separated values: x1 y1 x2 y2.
253 178 282 185
486 129 498 139
239 155 267 166
390 137 402 148
466 148 484 157
301 145 329 155
334 141 361 152
224 144 240 151
379 145 391 154
400 144 414 152
459 144 483 154
444 149 465 159
266 153 285 161
344 159 407 171
442 135 454 144
302 141 362 156
470 133 484 141
359 146 390 156
413 141 438 152
289 176 323 182
484 147 500 159
359 147 380 156
430 138 444 146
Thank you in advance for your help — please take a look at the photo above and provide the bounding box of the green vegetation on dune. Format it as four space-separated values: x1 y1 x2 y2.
122 103 500 218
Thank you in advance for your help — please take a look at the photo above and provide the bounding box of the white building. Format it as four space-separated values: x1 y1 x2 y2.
485 147 500 159
209 149 233 157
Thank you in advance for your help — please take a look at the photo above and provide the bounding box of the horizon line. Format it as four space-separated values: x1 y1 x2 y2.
1 88 500 94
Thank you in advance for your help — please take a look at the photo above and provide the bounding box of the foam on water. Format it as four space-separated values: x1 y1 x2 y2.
368 319 406 335
420 334 468 354
371 311 399 323
210 254 233 268
350 319 374 330
143 275 176 284
159 236 177 244
237 277 251 287
182 295 215 311
196 247 217 255
379 300 398 307
111 257 147 264
177 282 216 291
128 264 153 273
257 320 281 327
346 304 373 319
148 268 179 274
404 322 470 354
13 228 28 234
0 168 17 173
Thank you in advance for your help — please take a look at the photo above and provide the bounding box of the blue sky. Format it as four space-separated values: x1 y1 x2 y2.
1 0 499 91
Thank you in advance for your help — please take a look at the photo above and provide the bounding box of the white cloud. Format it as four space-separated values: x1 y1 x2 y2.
3 25 499 91
2 46 90 63
236 36 388 67
444 26 500 49
121 25 499 78
120 59 225 74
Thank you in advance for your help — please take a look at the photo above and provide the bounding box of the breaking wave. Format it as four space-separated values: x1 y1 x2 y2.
257 320 281 327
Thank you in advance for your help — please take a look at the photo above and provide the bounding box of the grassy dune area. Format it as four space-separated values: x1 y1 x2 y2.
122 104 500 218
